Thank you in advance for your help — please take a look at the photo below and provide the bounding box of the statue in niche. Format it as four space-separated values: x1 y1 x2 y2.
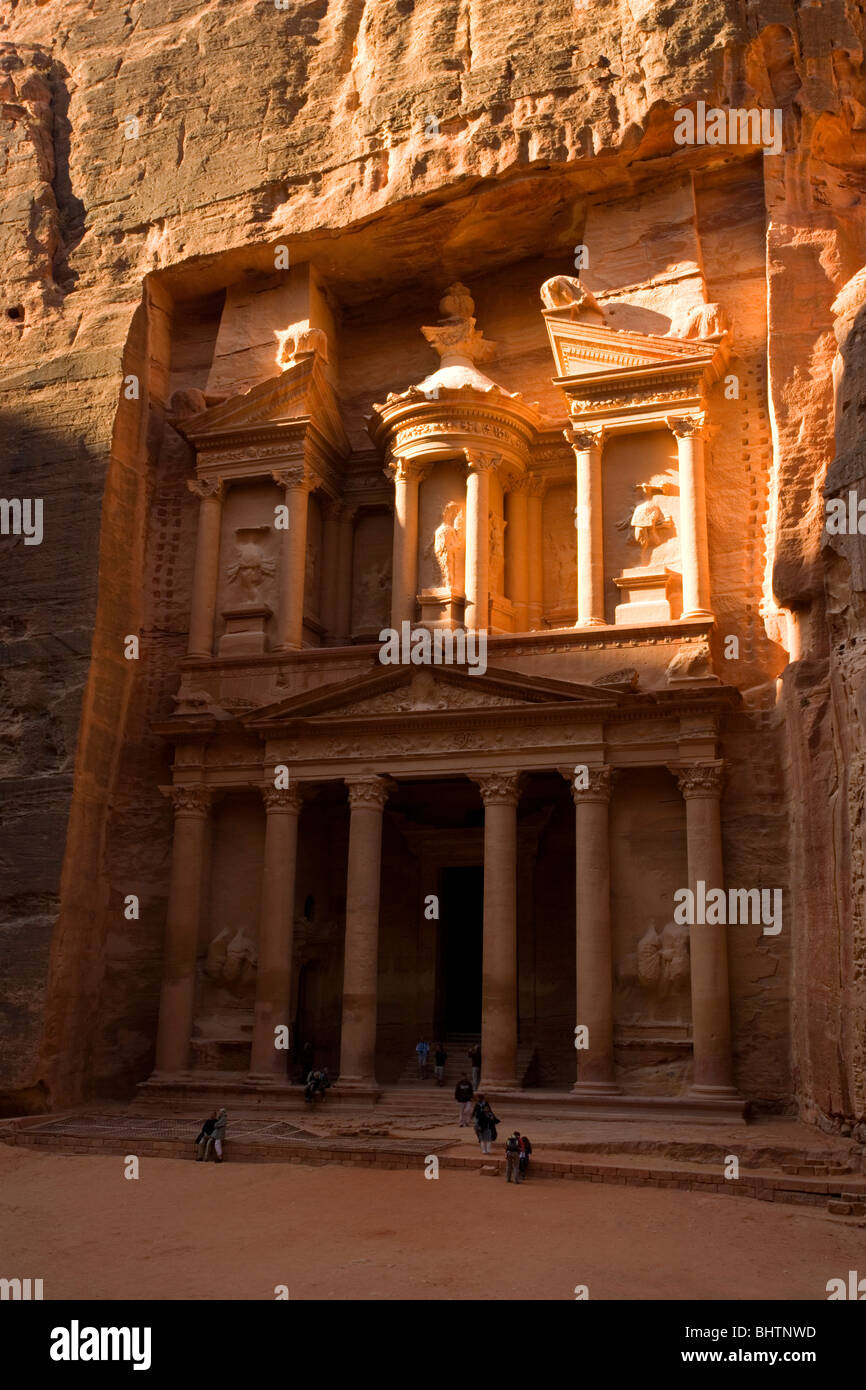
660 919 690 998
489 512 507 592
355 556 391 630
618 917 691 1025
617 479 673 556
205 926 258 992
226 527 276 604
431 501 464 589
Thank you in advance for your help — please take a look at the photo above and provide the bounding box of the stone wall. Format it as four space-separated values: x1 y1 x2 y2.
1 0 865 1124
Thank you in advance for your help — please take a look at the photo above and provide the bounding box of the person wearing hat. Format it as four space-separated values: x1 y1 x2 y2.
505 1131 523 1184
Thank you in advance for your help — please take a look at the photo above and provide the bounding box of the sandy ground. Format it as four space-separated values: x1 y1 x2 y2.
0 1142 860 1301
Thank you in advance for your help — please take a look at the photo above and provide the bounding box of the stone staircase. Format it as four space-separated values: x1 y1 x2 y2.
393 1033 537 1090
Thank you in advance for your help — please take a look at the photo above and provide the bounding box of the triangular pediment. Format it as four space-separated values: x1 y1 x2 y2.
177 352 349 457
543 315 720 383
246 663 623 729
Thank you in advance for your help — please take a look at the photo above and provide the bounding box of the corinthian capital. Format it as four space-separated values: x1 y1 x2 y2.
261 784 305 813
187 477 225 501
464 450 500 473
472 771 523 806
559 764 611 803
346 775 394 810
671 760 724 799
272 463 315 492
168 784 212 816
564 424 605 452
666 413 707 440
386 455 430 486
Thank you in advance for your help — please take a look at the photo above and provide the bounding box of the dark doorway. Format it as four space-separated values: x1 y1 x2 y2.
439 866 483 1032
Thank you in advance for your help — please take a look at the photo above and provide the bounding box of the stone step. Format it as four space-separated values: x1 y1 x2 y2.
7 1123 864 1209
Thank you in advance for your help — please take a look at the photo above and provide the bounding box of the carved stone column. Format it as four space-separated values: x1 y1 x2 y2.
319 499 342 641
154 786 212 1075
474 771 522 1089
465 452 496 631
273 464 314 651
335 503 355 642
526 476 546 630
339 776 391 1086
187 479 225 658
249 785 304 1081
673 761 737 1096
667 415 712 618
566 425 606 627
387 457 427 630
506 477 531 631
565 765 620 1094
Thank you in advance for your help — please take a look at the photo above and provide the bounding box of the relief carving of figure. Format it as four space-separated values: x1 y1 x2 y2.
539 275 603 317
431 501 464 590
617 480 672 554
205 926 258 991
489 511 507 591
637 920 663 989
226 527 276 604
355 556 391 630
274 321 329 369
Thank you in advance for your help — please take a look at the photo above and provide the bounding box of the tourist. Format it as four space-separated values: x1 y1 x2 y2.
194 1110 217 1161
468 1042 481 1092
304 1068 328 1103
472 1094 498 1155
518 1132 532 1180
433 1041 447 1086
505 1131 523 1184
209 1107 228 1163
415 1037 430 1079
454 1073 474 1125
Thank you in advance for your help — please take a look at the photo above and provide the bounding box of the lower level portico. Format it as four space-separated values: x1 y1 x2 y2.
145 664 744 1116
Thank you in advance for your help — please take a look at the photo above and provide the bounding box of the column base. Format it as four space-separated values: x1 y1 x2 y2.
571 1080 622 1097
479 1077 519 1092
688 1083 741 1100
680 608 714 621
574 617 606 628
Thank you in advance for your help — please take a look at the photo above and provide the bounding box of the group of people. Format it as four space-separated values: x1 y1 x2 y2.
416 1039 482 1091
194 1108 227 1163
454 1073 532 1181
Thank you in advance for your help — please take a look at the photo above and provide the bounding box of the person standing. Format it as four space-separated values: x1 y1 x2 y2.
454 1073 474 1126
472 1094 498 1156
204 1107 227 1163
415 1038 430 1080
433 1041 448 1086
518 1132 532 1180
505 1131 523 1184
468 1042 481 1092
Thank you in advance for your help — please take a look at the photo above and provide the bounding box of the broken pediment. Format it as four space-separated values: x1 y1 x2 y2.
542 315 722 383
173 349 350 462
246 663 623 730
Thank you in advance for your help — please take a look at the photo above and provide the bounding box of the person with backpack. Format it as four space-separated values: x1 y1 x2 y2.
472 1094 498 1155
518 1132 532 1179
505 1130 523 1183
454 1073 474 1125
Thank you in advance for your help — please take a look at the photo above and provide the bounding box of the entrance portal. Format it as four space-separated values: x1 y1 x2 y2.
438 866 484 1033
